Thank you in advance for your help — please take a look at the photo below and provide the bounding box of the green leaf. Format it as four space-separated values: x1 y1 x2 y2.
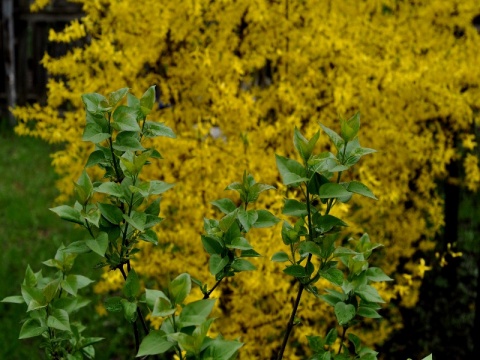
23 265 37 287
121 299 138 322
240 249 261 258
145 198 161 216
282 199 308 217
63 241 90 254
86 232 109 257
82 123 111 143
179 298 216 325
136 330 175 357
283 264 306 277
95 182 124 199
139 229 159 244
218 210 238 232
237 208 258 232
247 183 276 203
113 131 145 152
293 127 319 162
19 319 47 339
319 124 344 152
140 85 156 116
144 289 165 310
1 295 25 304
318 183 352 199
123 269 140 299
209 254 229 275
47 308 71 332
231 258 256 271
252 210 280 228
152 295 175 317
113 105 141 131
281 221 298 245
313 214 348 234
169 273 191 305
325 327 338 345
357 306 382 319
201 235 224 255
334 302 356 326
107 87 129 107
123 211 147 232
85 149 106 168
149 180 175 195
355 285 385 303
42 279 60 302
97 203 124 224
228 237 253 250
211 198 237 214
366 267 393 282
271 251 290 262
340 112 360 142
143 121 176 138
201 338 243 359
82 93 109 113
299 241 322 257
321 267 344 286
83 208 101 227
275 154 309 186
345 181 377 200
49 205 84 225
74 170 93 204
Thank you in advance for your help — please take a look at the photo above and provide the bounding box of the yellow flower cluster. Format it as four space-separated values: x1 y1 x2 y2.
13 0 480 357
48 20 86 43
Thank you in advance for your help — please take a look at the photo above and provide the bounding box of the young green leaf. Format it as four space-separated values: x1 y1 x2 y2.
169 273 191 305
47 308 71 332
318 183 352 199
275 154 309 186
231 259 256 271
334 302 356 326
143 121 176 138
136 330 175 357
140 85 156 116
271 251 290 262
345 181 377 200
282 199 308 217
123 269 141 299
82 123 111 143
237 208 258 232
211 198 237 214
283 264 307 277
113 131 145 152
121 299 138 322
49 205 84 225
366 267 393 282
200 338 243 360
107 87 129 107
228 237 253 250
113 105 141 132
18 319 47 339
251 209 280 228
209 254 229 275
86 232 109 257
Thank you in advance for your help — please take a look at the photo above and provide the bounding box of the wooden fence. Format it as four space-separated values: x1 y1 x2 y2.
1 0 83 126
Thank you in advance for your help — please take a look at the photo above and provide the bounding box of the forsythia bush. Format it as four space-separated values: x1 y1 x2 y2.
13 0 480 358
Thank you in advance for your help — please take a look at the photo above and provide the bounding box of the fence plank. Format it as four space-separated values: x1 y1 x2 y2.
2 0 17 126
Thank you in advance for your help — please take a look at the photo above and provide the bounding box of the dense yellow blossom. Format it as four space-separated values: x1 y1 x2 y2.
15 0 480 357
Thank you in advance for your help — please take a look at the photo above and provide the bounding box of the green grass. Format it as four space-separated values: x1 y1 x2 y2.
0 126 95 359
